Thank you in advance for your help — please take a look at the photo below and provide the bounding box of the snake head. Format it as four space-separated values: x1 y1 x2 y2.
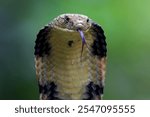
51 14 91 32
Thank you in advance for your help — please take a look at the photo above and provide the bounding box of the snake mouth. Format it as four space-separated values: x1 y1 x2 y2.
76 23 84 29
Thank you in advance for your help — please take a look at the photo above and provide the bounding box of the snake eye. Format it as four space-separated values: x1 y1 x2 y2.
64 16 70 23
87 18 89 22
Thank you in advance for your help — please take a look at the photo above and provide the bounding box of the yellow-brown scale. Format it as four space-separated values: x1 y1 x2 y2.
39 29 98 99
35 14 107 100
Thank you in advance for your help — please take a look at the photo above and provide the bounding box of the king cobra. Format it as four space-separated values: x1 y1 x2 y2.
34 14 107 100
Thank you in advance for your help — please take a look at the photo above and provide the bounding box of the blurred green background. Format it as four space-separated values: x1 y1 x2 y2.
0 0 150 100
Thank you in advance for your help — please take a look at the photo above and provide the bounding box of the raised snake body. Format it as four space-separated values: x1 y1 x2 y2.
34 14 107 100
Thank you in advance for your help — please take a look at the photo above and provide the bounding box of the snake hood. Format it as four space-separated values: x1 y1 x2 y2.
34 14 107 100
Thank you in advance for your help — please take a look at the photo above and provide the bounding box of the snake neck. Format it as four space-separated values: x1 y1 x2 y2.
47 29 94 99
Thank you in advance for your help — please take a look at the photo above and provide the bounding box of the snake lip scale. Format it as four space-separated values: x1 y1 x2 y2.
34 14 107 100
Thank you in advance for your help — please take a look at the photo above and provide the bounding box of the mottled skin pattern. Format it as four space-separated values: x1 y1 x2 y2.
34 14 107 100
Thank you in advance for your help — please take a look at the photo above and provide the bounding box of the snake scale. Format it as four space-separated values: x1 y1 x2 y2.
34 14 107 100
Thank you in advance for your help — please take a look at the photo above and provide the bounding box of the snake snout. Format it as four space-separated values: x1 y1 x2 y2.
76 20 85 30
76 23 84 31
